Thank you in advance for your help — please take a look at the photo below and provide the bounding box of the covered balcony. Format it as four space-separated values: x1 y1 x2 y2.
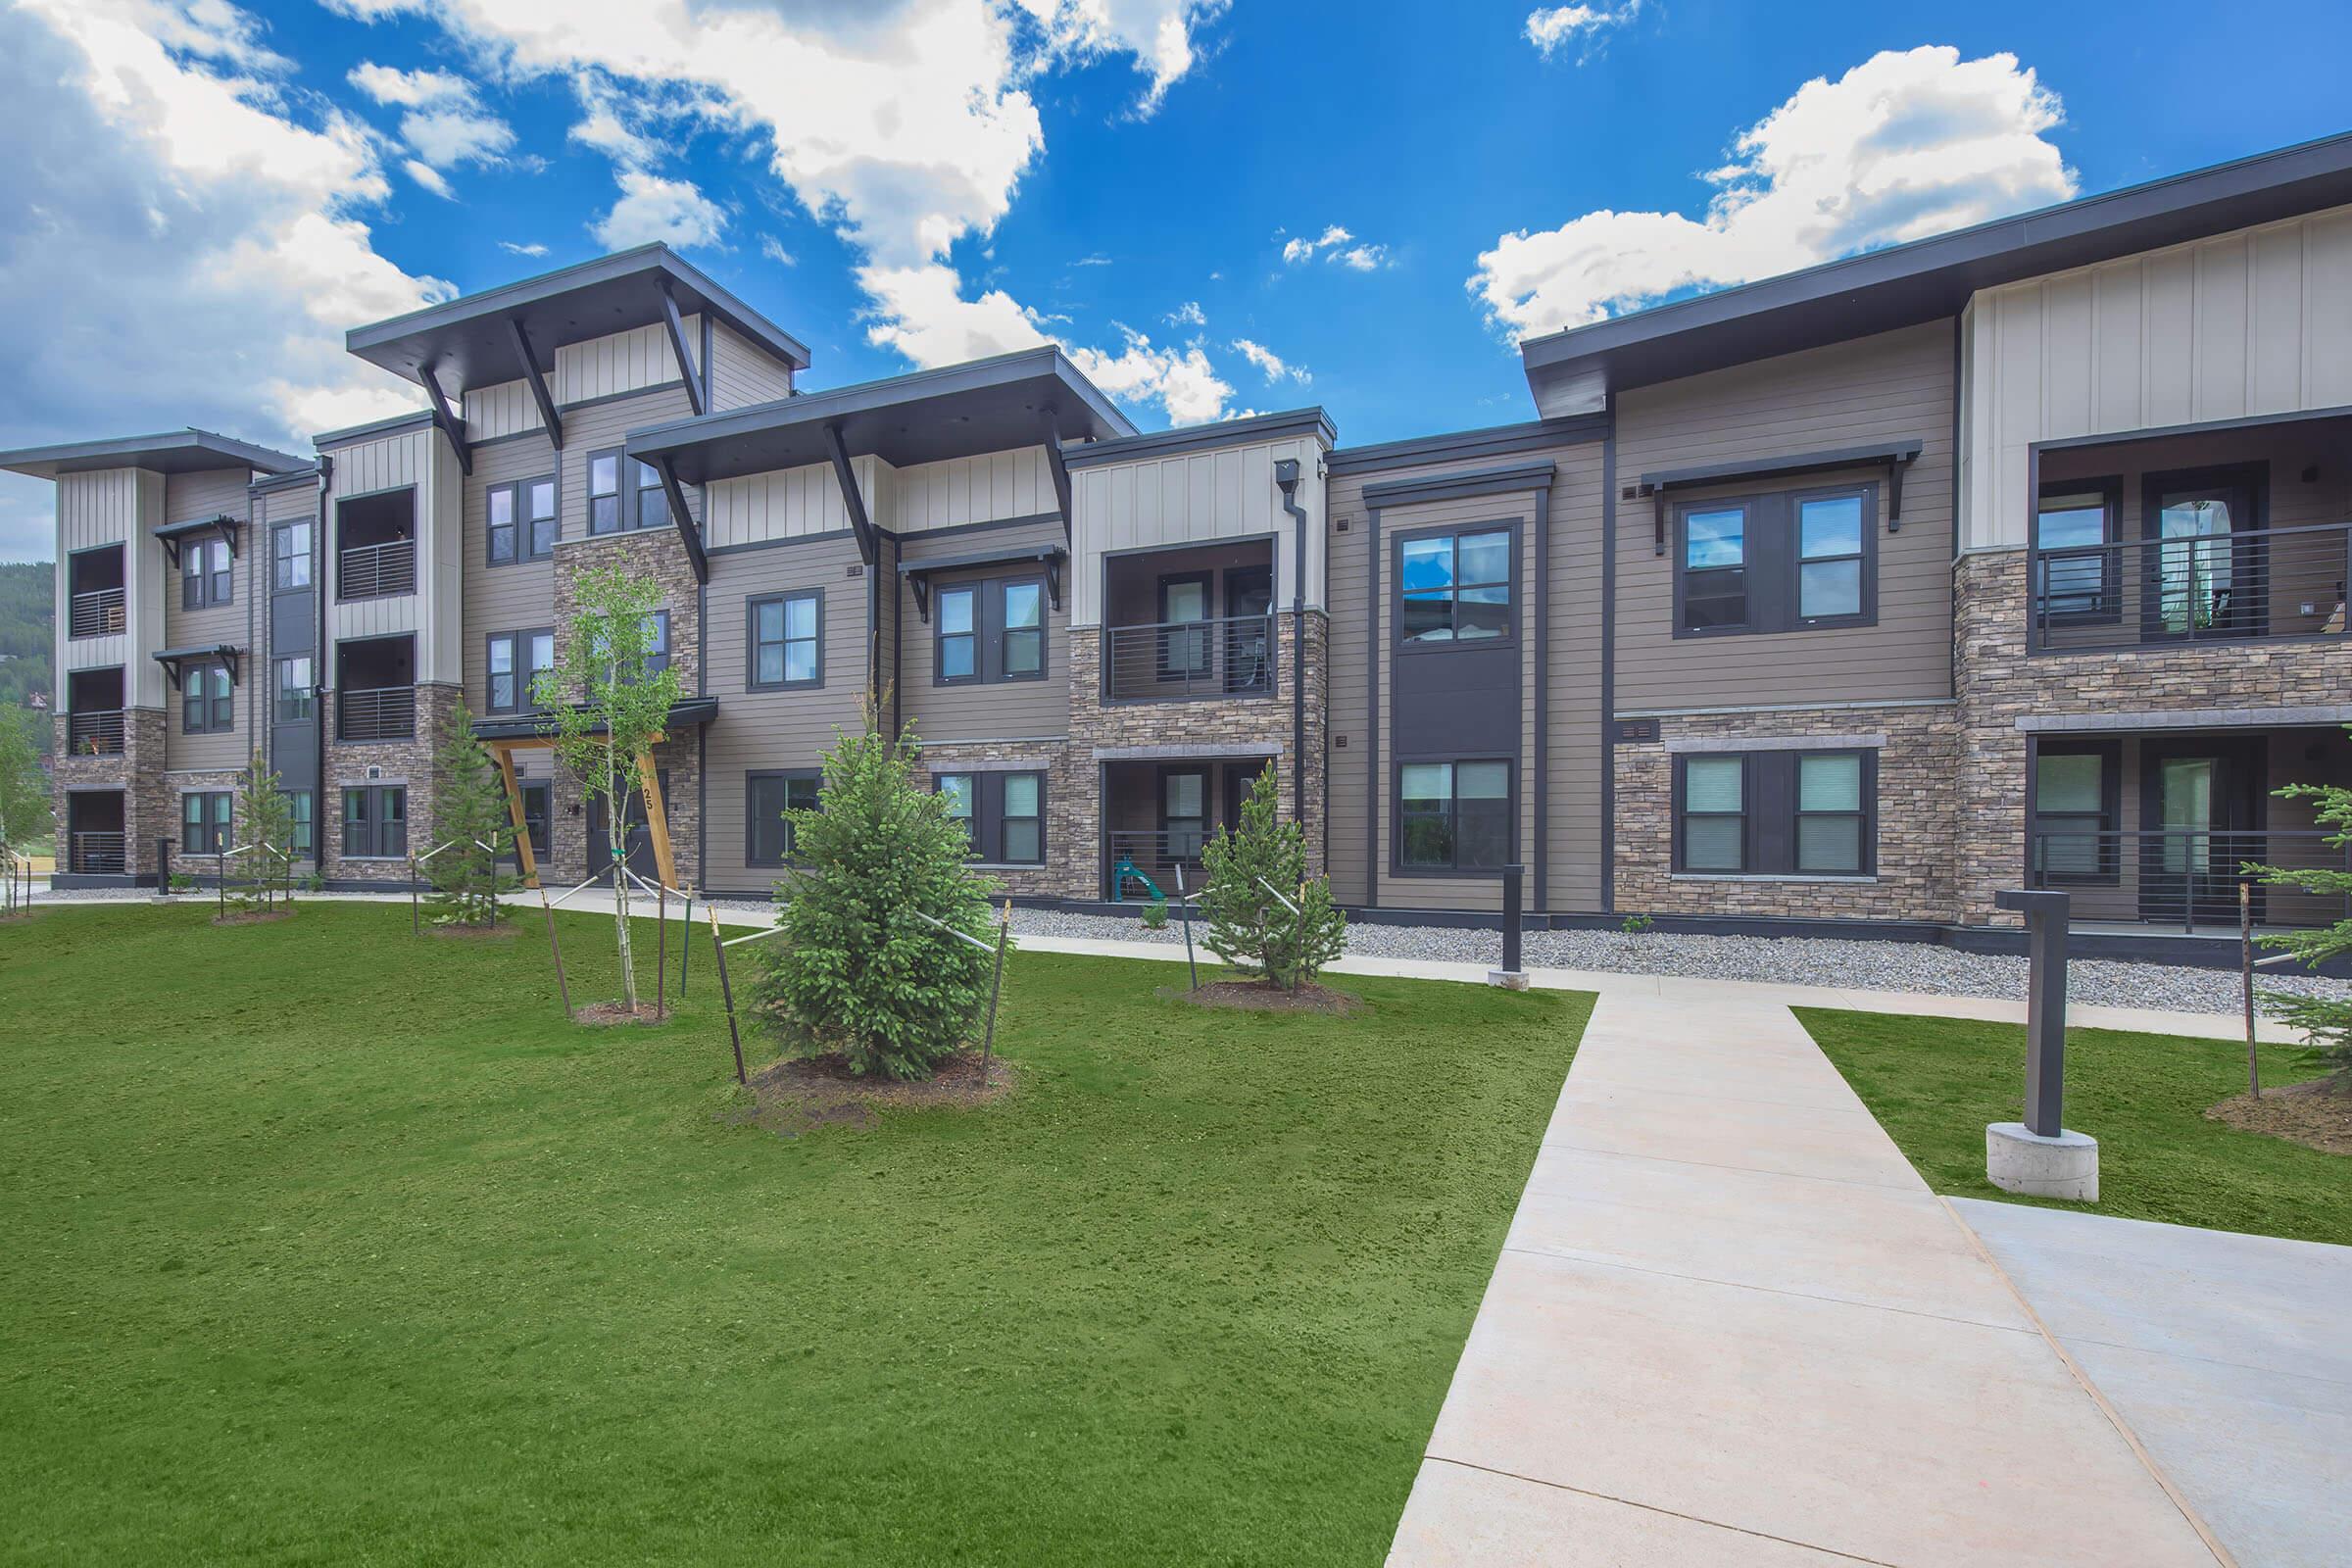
1101 540 1276 703
1102 755 1281 902
2026 724 2351 932
2028 413 2352 653
67 544 125 640
66 791 125 875
336 634 416 742
64 667 125 758
337 488 416 601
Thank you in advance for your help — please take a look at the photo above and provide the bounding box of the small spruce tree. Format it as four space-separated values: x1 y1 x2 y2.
753 719 998 1079
2249 750 2352 1092
428 698 515 926
1200 763 1347 991
232 751 295 913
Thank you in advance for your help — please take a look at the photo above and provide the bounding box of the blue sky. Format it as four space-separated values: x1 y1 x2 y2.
3 0 2349 563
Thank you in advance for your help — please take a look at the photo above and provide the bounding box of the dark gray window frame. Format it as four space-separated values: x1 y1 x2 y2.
936 769 1047 865
747 588 824 691
181 536 233 610
587 447 624 536
1671 480 1880 639
1391 756 1518 877
181 658 234 734
1390 517 1521 655
1672 749 1879 876
487 471 559 564
746 769 821 867
272 519 312 590
341 783 408 860
931 572 1048 687
485 626 555 715
286 789 313 857
181 790 232 856
2031 738 2123 885
2029 476 2123 628
643 609 672 677
273 655 313 724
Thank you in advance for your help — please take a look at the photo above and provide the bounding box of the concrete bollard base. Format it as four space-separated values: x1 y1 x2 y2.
1486 969 1531 991
1985 1122 2099 1201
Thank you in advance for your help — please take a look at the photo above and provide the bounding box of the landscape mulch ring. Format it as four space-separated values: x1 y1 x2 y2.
1160 979 1365 1016
738 1049 1017 1135
574 1001 674 1027
2206 1076 2352 1155
211 910 297 927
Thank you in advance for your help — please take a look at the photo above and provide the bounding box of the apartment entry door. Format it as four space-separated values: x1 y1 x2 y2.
2138 739 2265 926
587 768 668 880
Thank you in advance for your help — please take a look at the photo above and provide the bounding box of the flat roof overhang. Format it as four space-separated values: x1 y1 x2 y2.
470 696 719 744
346 245 810 390
1520 130 2352 416
0 428 306 481
623 348 1136 486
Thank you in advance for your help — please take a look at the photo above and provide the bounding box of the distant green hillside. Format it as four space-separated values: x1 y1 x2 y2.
0 563 53 726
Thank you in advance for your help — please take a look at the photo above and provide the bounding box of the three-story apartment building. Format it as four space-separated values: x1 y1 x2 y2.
14 132 2352 956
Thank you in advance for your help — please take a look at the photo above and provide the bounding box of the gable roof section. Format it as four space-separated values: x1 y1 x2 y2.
0 428 307 480
347 244 811 392
1520 130 2352 416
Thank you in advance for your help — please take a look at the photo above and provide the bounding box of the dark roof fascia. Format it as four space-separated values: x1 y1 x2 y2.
469 696 720 743
348 244 810 377
1361 460 1558 509
152 643 238 663
0 428 306 480
249 466 321 494
1060 407 1335 470
312 409 434 450
1520 130 2352 408
624 348 1135 480
896 543 1066 578
1636 439 1923 494
1327 414 1608 476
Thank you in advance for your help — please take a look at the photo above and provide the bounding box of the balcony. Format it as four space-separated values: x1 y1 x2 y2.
338 685 416 742
66 710 124 757
69 832 126 876
69 587 126 640
338 538 416 601
1103 612 1276 702
2029 827 2350 933
2029 519 2352 653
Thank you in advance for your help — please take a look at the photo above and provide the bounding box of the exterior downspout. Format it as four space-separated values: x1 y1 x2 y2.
1274 459 1308 826
314 455 332 881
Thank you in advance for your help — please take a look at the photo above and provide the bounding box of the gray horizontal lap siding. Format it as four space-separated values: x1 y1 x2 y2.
1324 438 1606 914
703 531 869 893
162 466 259 773
460 429 560 716
894 515 1069 746
1612 321 1956 711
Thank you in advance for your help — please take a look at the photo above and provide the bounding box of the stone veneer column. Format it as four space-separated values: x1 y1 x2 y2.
323 682 461 885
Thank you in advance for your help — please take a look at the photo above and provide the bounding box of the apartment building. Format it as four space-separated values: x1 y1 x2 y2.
14 132 2352 953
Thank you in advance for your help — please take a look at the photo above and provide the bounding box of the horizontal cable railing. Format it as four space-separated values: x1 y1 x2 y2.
70 831 125 875
1103 613 1276 702
68 587 125 639
66 710 125 757
1105 828 1219 901
2028 519 2352 652
338 538 416 601
338 685 416 742
2029 827 2350 932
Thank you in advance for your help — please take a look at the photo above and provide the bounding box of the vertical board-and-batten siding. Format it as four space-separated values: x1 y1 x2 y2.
702 531 869 891
161 466 260 773
707 320 795 410
1612 320 1956 710
322 425 463 683
57 469 149 690
461 315 705 440
1322 440 1605 914
1962 202 2352 549
1068 434 1329 626
703 446 1057 552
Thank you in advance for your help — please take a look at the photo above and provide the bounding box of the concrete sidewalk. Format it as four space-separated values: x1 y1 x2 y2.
1385 986 2222 1567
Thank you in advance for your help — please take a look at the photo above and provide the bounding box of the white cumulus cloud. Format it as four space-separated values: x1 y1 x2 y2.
1524 2 1642 61
1281 223 1387 270
592 170 728 250
1231 337 1307 385
347 61 514 176
1066 326 1234 425
1470 45 2076 341
499 240 550 258
1165 300 1205 326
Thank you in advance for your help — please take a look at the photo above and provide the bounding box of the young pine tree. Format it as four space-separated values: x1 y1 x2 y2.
1200 763 1347 991
545 566 682 1008
427 698 515 927
753 720 999 1080
2250 758 2352 1092
233 751 295 913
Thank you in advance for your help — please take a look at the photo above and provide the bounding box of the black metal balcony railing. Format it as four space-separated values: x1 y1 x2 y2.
338 685 416 742
2029 827 2351 932
1105 828 1225 902
68 587 125 640
66 710 125 757
2028 519 2352 652
1103 613 1276 702
338 538 416 601
70 831 126 875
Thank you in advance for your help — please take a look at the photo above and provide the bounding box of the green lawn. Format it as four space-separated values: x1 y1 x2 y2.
0 902 1586 1566
1797 1008 2349 1246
